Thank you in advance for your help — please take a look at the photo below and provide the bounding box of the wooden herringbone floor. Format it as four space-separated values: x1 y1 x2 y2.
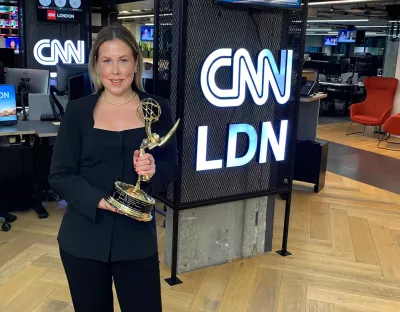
1 172 400 312
317 121 400 159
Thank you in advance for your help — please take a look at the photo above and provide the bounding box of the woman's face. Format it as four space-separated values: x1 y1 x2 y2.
10 41 15 49
97 39 138 96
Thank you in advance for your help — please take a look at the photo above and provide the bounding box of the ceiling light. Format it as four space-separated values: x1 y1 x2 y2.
145 23 154 26
307 28 332 31
328 32 338 34
120 11 129 14
309 0 378 6
356 25 387 28
366 32 387 37
306 33 335 36
118 14 153 19
307 19 369 23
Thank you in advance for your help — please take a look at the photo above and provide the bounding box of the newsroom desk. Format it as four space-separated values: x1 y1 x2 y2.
294 93 329 193
0 121 59 221
318 81 364 115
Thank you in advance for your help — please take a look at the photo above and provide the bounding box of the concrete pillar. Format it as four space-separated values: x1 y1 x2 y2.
387 40 400 115
164 196 275 274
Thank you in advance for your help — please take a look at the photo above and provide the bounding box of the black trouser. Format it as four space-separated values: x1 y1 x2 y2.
60 248 162 312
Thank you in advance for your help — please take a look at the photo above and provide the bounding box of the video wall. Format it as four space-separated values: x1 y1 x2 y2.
0 4 18 54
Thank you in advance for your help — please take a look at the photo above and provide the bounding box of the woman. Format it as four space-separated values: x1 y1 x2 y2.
49 24 179 311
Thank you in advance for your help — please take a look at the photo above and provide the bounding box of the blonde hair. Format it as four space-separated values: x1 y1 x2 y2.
88 24 144 92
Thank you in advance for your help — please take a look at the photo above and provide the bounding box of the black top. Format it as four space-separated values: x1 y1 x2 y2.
49 90 179 263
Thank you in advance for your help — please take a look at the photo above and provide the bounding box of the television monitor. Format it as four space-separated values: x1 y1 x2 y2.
141 26 154 41
5 36 18 51
324 37 338 46
0 84 17 126
56 63 88 92
5 68 49 94
0 6 9 13
337 30 357 43
216 0 301 9
36 0 83 23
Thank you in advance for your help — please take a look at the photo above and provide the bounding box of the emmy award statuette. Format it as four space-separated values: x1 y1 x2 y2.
105 98 180 222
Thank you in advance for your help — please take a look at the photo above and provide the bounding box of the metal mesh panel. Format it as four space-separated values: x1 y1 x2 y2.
155 0 179 204
155 0 306 207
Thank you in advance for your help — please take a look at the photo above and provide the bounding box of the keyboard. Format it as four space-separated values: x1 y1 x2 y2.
40 114 57 121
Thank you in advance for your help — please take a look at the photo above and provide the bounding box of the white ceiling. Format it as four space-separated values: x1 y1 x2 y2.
117 1 154 12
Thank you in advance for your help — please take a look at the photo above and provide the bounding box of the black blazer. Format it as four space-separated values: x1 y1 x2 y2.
48 90 179 262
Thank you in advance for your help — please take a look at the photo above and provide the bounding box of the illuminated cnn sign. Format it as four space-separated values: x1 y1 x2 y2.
196 48 293 171
200 48 293 107
33 39 85 66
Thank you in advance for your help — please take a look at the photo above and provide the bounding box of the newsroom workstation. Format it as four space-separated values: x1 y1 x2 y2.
0 63 93 231
302 28 383 116
0 0 93 231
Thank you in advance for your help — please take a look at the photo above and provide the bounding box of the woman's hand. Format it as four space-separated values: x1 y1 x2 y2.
134 150 156 179
98 198 117 213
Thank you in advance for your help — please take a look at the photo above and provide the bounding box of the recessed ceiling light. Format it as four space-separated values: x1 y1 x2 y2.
309 0 377 6
356 26 387 28
307 28 332 31
117 14 153 19
307 19 369 23
306 33 335 36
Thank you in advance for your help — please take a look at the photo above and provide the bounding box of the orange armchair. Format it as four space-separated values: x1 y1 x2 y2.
377 114 400 150
347 76 398 135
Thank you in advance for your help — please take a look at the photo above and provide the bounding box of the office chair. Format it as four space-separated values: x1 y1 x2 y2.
347 77 398 135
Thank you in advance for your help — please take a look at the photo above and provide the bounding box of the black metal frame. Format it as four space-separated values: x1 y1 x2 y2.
346 121 366 136
154 0 309 286
377 133 400 151
276 0 309 257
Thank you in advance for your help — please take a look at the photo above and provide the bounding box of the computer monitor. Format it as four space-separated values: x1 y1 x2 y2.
340 57 351 73
56 63 88 92
0 84 17 126
309 53 324 61
325 63 342 77
303 61 326 74
356 62 376 77
68 73 93 102
5 68 49 94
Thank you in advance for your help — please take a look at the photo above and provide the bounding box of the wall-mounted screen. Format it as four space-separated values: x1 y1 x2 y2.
5 36 18 50
0 6 9 13
324 37 337 46
141 26 153 41
0 19 16 27
36 0 83 23
337 30 357 43
216 0 301 9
